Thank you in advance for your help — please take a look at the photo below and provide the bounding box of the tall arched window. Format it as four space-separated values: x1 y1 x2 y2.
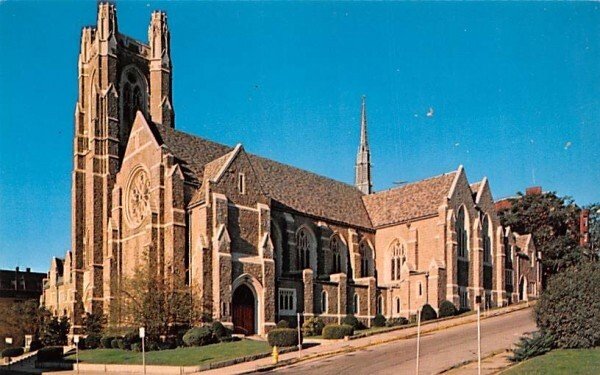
390 241 406 281
119 66 148 148
482 215 492 264
359 242 371 277
456 207 468 258
296 228 312 270
395 297 401 314
330 236 341 274
377 295 384 315
321 291 328 313
353 293 360 315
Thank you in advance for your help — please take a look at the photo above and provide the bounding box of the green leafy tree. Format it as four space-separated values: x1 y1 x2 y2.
115 255 199 337
0 300 50 347
40 316 70 346
83 312 106 335
584 203 600 258
498 191 589 280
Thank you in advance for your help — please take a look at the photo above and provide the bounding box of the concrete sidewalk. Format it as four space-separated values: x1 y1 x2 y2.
199 302 534 375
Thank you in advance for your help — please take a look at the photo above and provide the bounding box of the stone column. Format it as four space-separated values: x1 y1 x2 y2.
303 269 314 317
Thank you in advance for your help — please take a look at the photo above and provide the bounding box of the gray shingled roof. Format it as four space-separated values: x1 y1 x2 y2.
362 171 458 228
152 123 373 229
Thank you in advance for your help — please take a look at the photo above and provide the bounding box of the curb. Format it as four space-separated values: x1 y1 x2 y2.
239 302 535 374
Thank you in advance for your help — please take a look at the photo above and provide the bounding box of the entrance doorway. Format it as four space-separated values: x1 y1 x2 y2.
232 284 255 335
519 276 528 301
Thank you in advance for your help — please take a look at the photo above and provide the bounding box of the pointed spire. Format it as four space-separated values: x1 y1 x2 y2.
355 95 372 194
359 95 369 152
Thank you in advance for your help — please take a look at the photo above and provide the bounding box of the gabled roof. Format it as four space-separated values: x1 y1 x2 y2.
470 181 482 198
151 122 373 229
362 170 458 228
514 233 533 252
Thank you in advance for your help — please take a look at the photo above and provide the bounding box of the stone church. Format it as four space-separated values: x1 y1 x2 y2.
42 3 541 335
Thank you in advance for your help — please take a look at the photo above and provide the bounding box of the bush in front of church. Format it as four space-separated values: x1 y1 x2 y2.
302 317 325 336
342 314 363 330
438 300 458 318
276 320 290 328
85 333 101 349
536 261 600 349
183 326 215 347
267 328 300 347
2 347 24 358
322 324 354 339
385 317 408 327
420 304 437 322
372 314 386 327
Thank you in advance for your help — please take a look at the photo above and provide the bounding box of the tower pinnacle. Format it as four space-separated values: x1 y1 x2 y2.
355 96 372 194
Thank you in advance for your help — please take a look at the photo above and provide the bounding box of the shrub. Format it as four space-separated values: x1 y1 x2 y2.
420 304 437 322
510 331 554 362
536 262 600 349
372 314 386 327
131 343 141 352
85 333 101 350
322 324 354 339
117 338 129 350
75 337 86 350
122 330 140 349
182 327 214 347
40 316 70 346
302 317 325 336
110 338 120 349
438 300 458 318
267 328 300 347
386 317 409 327
211 321 229 340
342 315 362 330
36 346 63 362
2 347 24 358
100 335 114 349
276 320 290 329
29 339 43 352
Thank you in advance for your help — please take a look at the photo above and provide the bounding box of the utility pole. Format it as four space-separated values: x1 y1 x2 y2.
416 308 421 375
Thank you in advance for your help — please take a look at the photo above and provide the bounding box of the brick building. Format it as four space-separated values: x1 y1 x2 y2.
42 3 541 335
0 267 46 348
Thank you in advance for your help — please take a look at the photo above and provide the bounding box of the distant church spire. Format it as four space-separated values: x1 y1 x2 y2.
355 95 372 194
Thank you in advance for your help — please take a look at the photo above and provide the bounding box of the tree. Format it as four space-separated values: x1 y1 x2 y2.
83 312 106 335
114 255 200 337
584 203 600 258
498 191 589 280
535 261 600 349
40 316 70 346
0 300 50 346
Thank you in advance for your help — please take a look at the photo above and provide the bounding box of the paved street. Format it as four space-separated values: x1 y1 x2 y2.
267 308 536 375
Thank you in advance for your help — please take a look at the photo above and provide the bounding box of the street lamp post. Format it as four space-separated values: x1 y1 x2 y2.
4 338 12 369
139 327 146 375
416 308 421 375
73 335 80 374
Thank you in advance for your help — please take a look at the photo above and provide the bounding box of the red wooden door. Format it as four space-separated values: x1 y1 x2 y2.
233 285 255 335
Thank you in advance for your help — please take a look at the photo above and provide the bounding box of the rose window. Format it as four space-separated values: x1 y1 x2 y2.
126 169 151 227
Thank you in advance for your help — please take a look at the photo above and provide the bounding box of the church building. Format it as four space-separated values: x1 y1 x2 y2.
42 3 541 335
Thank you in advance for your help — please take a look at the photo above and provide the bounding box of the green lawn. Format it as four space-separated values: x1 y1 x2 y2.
66 340 271 366
503 348 600 375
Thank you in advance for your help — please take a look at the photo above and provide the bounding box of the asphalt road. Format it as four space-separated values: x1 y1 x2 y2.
267 308 536 375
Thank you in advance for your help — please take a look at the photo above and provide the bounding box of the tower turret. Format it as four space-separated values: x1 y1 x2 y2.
148 10 174 127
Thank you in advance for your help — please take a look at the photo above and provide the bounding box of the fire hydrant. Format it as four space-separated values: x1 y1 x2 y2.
272 345 279 364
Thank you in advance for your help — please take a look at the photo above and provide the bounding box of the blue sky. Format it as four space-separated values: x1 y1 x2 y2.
0 1 598 272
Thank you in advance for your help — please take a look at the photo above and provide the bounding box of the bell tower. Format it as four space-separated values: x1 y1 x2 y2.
70 2 175 325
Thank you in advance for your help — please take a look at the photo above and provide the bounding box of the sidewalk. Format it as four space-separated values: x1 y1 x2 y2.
199 302 534 375
443 350 515 375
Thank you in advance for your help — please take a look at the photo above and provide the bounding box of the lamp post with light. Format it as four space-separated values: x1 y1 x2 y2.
139 327 146 375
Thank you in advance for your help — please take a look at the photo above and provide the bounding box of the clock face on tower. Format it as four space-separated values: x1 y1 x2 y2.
126 168 151 228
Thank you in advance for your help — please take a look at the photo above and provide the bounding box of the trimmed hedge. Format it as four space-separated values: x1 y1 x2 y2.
2 347 24 358
438 300 458 318
322 324 354 339
85 333 101 349
302 317 325 336
276 320 290 329
100 335 114 349
29 339 43 352
267 328 300 347
420 304 438 322
342 315 361 330
372 314 386 327
211 321 229 340
386 317 409 327
183 326 214 347
37 346 63 362
110 338 120 349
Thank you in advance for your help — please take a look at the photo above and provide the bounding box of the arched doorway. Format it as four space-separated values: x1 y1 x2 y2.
232 284 256 335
